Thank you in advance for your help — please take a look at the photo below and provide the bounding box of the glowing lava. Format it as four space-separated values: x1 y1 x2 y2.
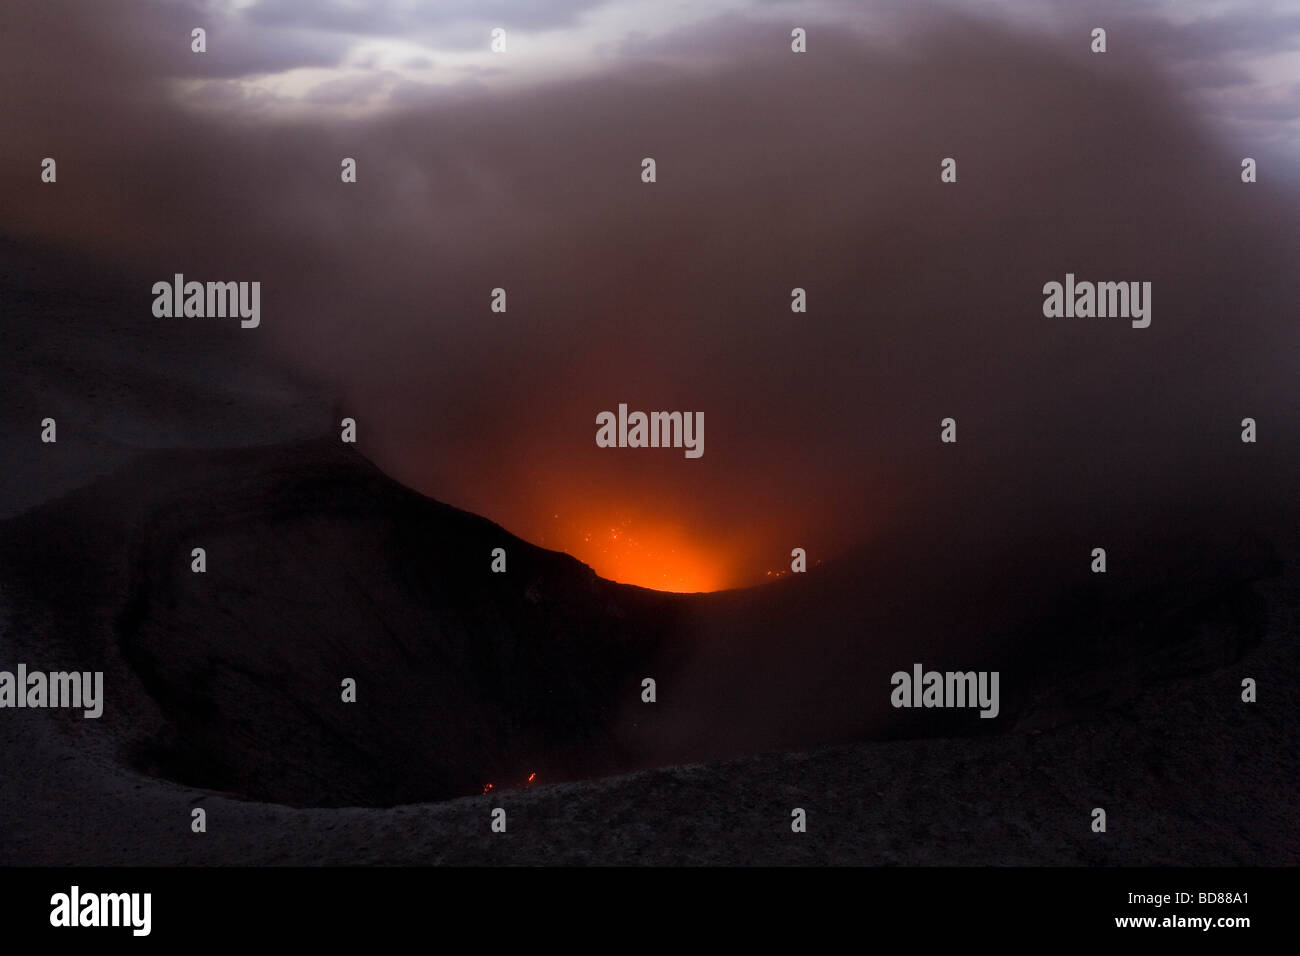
581 520 730 592
536 511 731 592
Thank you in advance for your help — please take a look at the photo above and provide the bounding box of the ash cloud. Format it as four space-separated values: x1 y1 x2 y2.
1 1 1298 587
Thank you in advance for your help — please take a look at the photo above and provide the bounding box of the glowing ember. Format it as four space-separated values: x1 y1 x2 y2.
481 782 495 794
526 772 537 786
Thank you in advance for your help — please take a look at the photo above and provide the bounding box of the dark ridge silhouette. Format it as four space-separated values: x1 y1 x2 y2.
0 438 1283 807
0 438 690 806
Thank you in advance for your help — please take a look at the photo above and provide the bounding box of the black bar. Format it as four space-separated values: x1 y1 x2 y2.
1 866 1280 943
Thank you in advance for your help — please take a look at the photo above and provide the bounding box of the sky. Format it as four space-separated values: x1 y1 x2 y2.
2 0 1298 590
167 0 1300 160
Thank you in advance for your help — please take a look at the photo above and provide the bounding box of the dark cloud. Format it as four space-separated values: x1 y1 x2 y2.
185 20 354 78
1075 3 1300 97
0 0 349 95
246 0 607 38
1167 59 1256 90
1227 86 1300 121
1154 10 1300 59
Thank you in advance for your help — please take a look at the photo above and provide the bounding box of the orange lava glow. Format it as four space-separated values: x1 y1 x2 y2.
538 512 733 593
582 522 726 592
